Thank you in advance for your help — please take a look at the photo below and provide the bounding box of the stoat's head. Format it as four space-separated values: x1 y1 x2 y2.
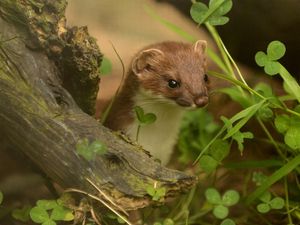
131 40 209 108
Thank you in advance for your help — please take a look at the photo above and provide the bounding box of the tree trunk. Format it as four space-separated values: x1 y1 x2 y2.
0 0 196 212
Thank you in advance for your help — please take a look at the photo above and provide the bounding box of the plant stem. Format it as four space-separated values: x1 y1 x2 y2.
100 42 126 124
257 118 287 160
284 176 293 224
173 187 196 221
136 125 141 142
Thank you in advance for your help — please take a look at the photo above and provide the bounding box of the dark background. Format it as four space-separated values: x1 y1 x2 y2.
157 0 300 81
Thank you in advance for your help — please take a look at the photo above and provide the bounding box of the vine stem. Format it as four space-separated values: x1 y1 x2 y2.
136 124 141 142
284 176 293 224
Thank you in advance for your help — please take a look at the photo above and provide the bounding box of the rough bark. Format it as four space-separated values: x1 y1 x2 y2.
0 0 196 212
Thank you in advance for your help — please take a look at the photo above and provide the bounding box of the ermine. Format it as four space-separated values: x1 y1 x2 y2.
104 40 209 165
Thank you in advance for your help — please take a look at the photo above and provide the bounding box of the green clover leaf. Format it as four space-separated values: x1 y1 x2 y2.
213 204 228 219
267 41 286 61
257 203 270 213
199 155 219 173
269 197 285 209
275 114 300 150
76 138 107 161
257 192 284 213
134 106 157 125
255 41 286 76
146 185 166 201
220 218 236 225
222 190 240 206
30 206 50 223
190 0 233 26
205 188 222 205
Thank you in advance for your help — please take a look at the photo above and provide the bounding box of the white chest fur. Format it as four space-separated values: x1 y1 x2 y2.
125 90 185 165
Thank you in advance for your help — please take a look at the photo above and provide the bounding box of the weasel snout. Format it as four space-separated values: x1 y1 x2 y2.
176 93 209 108
194 94 209 107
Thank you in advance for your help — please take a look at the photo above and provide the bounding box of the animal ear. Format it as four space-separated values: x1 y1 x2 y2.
193 40 207 55
132 48 164 75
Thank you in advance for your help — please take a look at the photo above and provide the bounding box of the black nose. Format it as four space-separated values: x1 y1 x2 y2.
194 95 209 107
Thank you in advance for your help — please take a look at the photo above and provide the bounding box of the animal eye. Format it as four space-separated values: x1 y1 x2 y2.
204 74 209 82
168 79 180 88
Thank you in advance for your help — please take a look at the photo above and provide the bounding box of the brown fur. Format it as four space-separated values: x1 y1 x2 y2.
104 41 209 131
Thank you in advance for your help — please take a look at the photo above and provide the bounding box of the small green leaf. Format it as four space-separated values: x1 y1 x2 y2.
200 155 219 173
259 191 272 203
232 131 253 152
208 16 229 26
153 223 162 225
252 172 268 186
220 218 236 225
99 57 112 75
190 0 232 26
30 206 49 223
257 106 273 121
219 87 251 108
255 51 268 67
264 61 280 76
36 200 57 210
50 205 74 221
213 205 229 219
267 41 286 61
205 188 222 204
274 115 290 134
12 205 31 222
42 220 56 225
257 203 270 213
134 106 157 125
284 126 300 150
222 190 240 206
269 197 285 209
190 2 208 24
146 186 166 201
163 218 175 225
0 191 3 205
208 139 230 162
143 113 157 125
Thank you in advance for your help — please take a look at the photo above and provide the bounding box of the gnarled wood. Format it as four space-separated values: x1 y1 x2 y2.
0 0 196 211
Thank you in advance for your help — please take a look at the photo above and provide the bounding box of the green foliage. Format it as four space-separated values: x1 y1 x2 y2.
29 199 74 225
143 0 300 224
275 111 300 150
199 139 230 173
134 105 157 141
252 172 268 186
99 57 112 75
146 185 166 201
178 109 220 163
106 213 126 224
220 218 236 225
256 191 284 213
12 205 31 222
255 41 285 76
190 0 233 26
154 218 175 225
76 138 107 161
205 188 239 219
134 106 157 125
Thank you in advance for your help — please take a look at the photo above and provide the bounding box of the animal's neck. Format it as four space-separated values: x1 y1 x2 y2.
125 89 185 164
